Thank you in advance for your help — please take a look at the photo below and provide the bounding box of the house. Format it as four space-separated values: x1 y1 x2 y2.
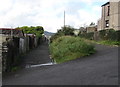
0 28 24 37
0 28 24 44
86 25 97 33
79 27 86 34
73 29 80 36
97 0 120 31
0 28 25 53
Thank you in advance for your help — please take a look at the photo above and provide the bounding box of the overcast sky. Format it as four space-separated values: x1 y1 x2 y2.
0 0 109 33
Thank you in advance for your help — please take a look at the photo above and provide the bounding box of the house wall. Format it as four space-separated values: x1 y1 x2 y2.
98 1 120 31
97 19 102 31
101 3 110 30
86 26 97 33
109 2 119 30
118 1 120 30
73 30 80 36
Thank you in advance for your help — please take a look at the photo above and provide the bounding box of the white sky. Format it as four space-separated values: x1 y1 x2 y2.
0 0 109 33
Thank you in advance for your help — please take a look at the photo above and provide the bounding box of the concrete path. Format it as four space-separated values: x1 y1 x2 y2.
3 43 118 85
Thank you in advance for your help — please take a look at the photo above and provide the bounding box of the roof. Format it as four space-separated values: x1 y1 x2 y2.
87 25 97 28
0 28 24 37
0 28 16 30
26 34 36 36
101 2 109 7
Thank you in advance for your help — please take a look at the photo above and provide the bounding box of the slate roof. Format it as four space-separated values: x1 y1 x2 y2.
101 2 109 7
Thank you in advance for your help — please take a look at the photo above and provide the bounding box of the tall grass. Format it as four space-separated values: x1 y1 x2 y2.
49 36 95 63
97 40 120 46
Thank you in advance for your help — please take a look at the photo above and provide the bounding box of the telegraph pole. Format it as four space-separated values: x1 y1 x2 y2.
64 11 65 27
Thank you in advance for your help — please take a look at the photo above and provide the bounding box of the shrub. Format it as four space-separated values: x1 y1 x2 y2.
16 26 44 38
49 36 95 63
78 29 120 46
116 30 120 41
50 30 65 43
98 40 120 46
50 25 75 43
62 25 74 36
79 32 94 40
99 30 107 40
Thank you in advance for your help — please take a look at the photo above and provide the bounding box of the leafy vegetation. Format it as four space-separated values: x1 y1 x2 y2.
78 29 120 46
50 36 95 63
16 26 44 37
62 25 74 36
98 29 120 41
78 32 94 40
96 29 120 46
50 25 75 43
97 40 120 46
89 22 95 26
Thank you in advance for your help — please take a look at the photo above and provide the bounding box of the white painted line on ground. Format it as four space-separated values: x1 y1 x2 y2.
26 62 56 68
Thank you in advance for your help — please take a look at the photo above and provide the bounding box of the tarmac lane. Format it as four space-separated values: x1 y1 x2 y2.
2 43 118 85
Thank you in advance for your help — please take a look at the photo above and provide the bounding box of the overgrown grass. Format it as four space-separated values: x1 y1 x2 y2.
79 37 120 47
97 40 120 46
49 36 96 63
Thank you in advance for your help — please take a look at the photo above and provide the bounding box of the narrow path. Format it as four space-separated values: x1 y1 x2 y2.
3 44 118 85
22 41 52 67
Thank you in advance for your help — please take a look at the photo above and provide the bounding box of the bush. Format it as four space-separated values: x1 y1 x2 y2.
50 29 65 43
78 29 120 46
106 29 116 41
99 29 119 41
99 30 107 40
49 36 95 63
98 40 120 46
116 30 120 41
16 26 44 38
62 25 74 36
50 25 75 43
79 32 94 40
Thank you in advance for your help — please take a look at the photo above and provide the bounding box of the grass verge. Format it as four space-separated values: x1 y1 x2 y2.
49 36 96 63
79 38 120 47
96 40 120 46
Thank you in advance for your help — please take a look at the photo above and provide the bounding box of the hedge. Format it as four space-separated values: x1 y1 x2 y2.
99 29 120 41
79 29 120 41
78 32 94 40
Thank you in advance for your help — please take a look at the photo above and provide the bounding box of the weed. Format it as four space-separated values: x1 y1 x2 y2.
50 36 95 63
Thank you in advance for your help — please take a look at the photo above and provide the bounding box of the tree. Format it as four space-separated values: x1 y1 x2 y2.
50 25 75 43
35 26 44 37
61 25 74 36
90 22 95 26
16 26 44 38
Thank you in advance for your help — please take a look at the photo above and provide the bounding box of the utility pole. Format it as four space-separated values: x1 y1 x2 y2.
64 11 65 28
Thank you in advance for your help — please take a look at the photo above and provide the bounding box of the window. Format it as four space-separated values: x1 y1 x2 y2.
107 6 110 16
106 20 109 27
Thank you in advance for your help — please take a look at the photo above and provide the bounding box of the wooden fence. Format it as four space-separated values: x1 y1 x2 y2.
2 35 42 72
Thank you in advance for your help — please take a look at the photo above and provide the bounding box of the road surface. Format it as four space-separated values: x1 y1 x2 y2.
3 42 118 85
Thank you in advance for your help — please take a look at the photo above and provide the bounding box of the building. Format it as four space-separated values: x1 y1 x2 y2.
97 0 120 31
0 28 24 43
0 28 24 37
73 29 80 36
0 28 25 53
79 27 86 34
86 25 97 33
